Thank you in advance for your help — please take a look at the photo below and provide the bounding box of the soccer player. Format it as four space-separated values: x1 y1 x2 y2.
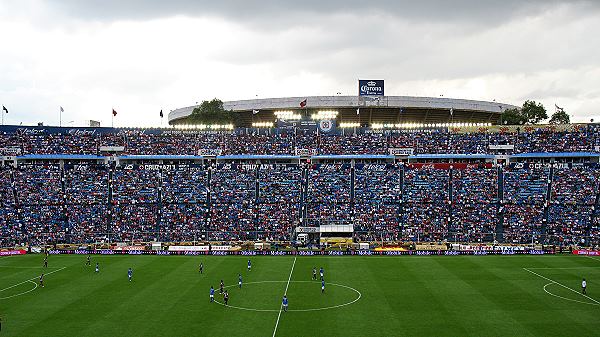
312 267 317 280
223 291 229 306
43 256 48 268
199 262 204 274
220 280 224 294
247 259 252 272
39 273 44 288
238 274 243 289
128 268 133 282
582 278 587 294
320 267 324 281
282 295 288 312
86 255 91 266
210 286 215 302
95 262 99 273
321 279 325 293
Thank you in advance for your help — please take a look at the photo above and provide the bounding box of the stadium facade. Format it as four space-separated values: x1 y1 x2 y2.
168 95 517 127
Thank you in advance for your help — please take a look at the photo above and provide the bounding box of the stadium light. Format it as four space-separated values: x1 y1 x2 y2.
339 122 360 128
311 110 338 120
274 111 302 120
252 122 274 128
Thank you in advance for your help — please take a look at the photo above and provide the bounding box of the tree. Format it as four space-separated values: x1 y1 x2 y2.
500 108 525 125
187 99 240 125
549 108 570 125
521 100 548 124
500 100 549 125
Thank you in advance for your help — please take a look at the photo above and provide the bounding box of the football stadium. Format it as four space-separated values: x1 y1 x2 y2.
2 1 600 336
2 86 600 336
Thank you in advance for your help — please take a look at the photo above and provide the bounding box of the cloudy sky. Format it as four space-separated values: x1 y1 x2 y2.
1 0 599 127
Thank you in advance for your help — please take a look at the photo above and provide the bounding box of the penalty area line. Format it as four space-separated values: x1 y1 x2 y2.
523 267 600 306
272 256 296 337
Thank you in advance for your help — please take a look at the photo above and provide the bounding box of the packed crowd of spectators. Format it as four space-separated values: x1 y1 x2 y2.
501 204 544 244
401 203 448 242
354 164 402 203
1 125 598 156
161 166 208 204
112 168 160 204
2 162 600 246
211 165 256 203
551 167 600 205
503 167 549 204
403 166 449 203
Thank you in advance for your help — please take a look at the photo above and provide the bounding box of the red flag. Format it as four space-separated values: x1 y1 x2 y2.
112 109 117 116
300 99 307 108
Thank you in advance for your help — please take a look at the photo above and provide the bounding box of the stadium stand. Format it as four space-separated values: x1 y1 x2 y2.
1 125 600 247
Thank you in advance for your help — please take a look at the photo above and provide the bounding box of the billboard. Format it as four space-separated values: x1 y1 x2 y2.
358 79 384 96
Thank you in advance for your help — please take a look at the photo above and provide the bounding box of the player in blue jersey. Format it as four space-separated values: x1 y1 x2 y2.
128 268 133 282
282 295 288 312
247 259 252 271
321 280 325 293
238 274 243 289
210 286 215 302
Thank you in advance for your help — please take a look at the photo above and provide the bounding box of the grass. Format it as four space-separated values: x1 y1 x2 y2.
0 254 599 336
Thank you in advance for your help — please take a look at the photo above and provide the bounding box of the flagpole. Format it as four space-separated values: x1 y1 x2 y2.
60 108 62 127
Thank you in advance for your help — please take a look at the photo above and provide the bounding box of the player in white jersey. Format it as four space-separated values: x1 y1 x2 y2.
582 278 587 294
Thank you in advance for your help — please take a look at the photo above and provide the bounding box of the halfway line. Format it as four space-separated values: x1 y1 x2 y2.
272 256 296 337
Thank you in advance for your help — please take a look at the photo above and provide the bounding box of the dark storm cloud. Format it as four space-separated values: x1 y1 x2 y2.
48 0 598 25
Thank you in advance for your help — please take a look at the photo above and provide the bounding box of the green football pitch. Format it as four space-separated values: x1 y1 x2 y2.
1 254 600 337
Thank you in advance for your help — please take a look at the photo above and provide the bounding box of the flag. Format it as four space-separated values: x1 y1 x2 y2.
112 109 117 116
252 109 259 115
2 105 7 114
60 106 64 113
450 108 453 116
160 109 163 118
300 99 307 108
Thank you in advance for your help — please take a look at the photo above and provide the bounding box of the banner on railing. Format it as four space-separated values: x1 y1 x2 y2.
389 148 414 156
295 148 318 156
198 149 222 156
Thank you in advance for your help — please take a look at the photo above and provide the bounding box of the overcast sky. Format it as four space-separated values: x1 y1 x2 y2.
1 0 599 127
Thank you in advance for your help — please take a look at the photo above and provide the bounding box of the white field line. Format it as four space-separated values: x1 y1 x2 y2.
213 280 361 312
525 267 600 270
0 266 66 293
0 280 38 300
586 256 600 263
523 267 600 305
543 283 599 306
272 256 296 337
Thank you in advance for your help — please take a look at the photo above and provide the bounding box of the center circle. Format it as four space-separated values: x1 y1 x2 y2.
213 280 361 312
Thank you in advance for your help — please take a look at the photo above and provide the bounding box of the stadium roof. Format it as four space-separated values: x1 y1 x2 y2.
168 96 517 127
